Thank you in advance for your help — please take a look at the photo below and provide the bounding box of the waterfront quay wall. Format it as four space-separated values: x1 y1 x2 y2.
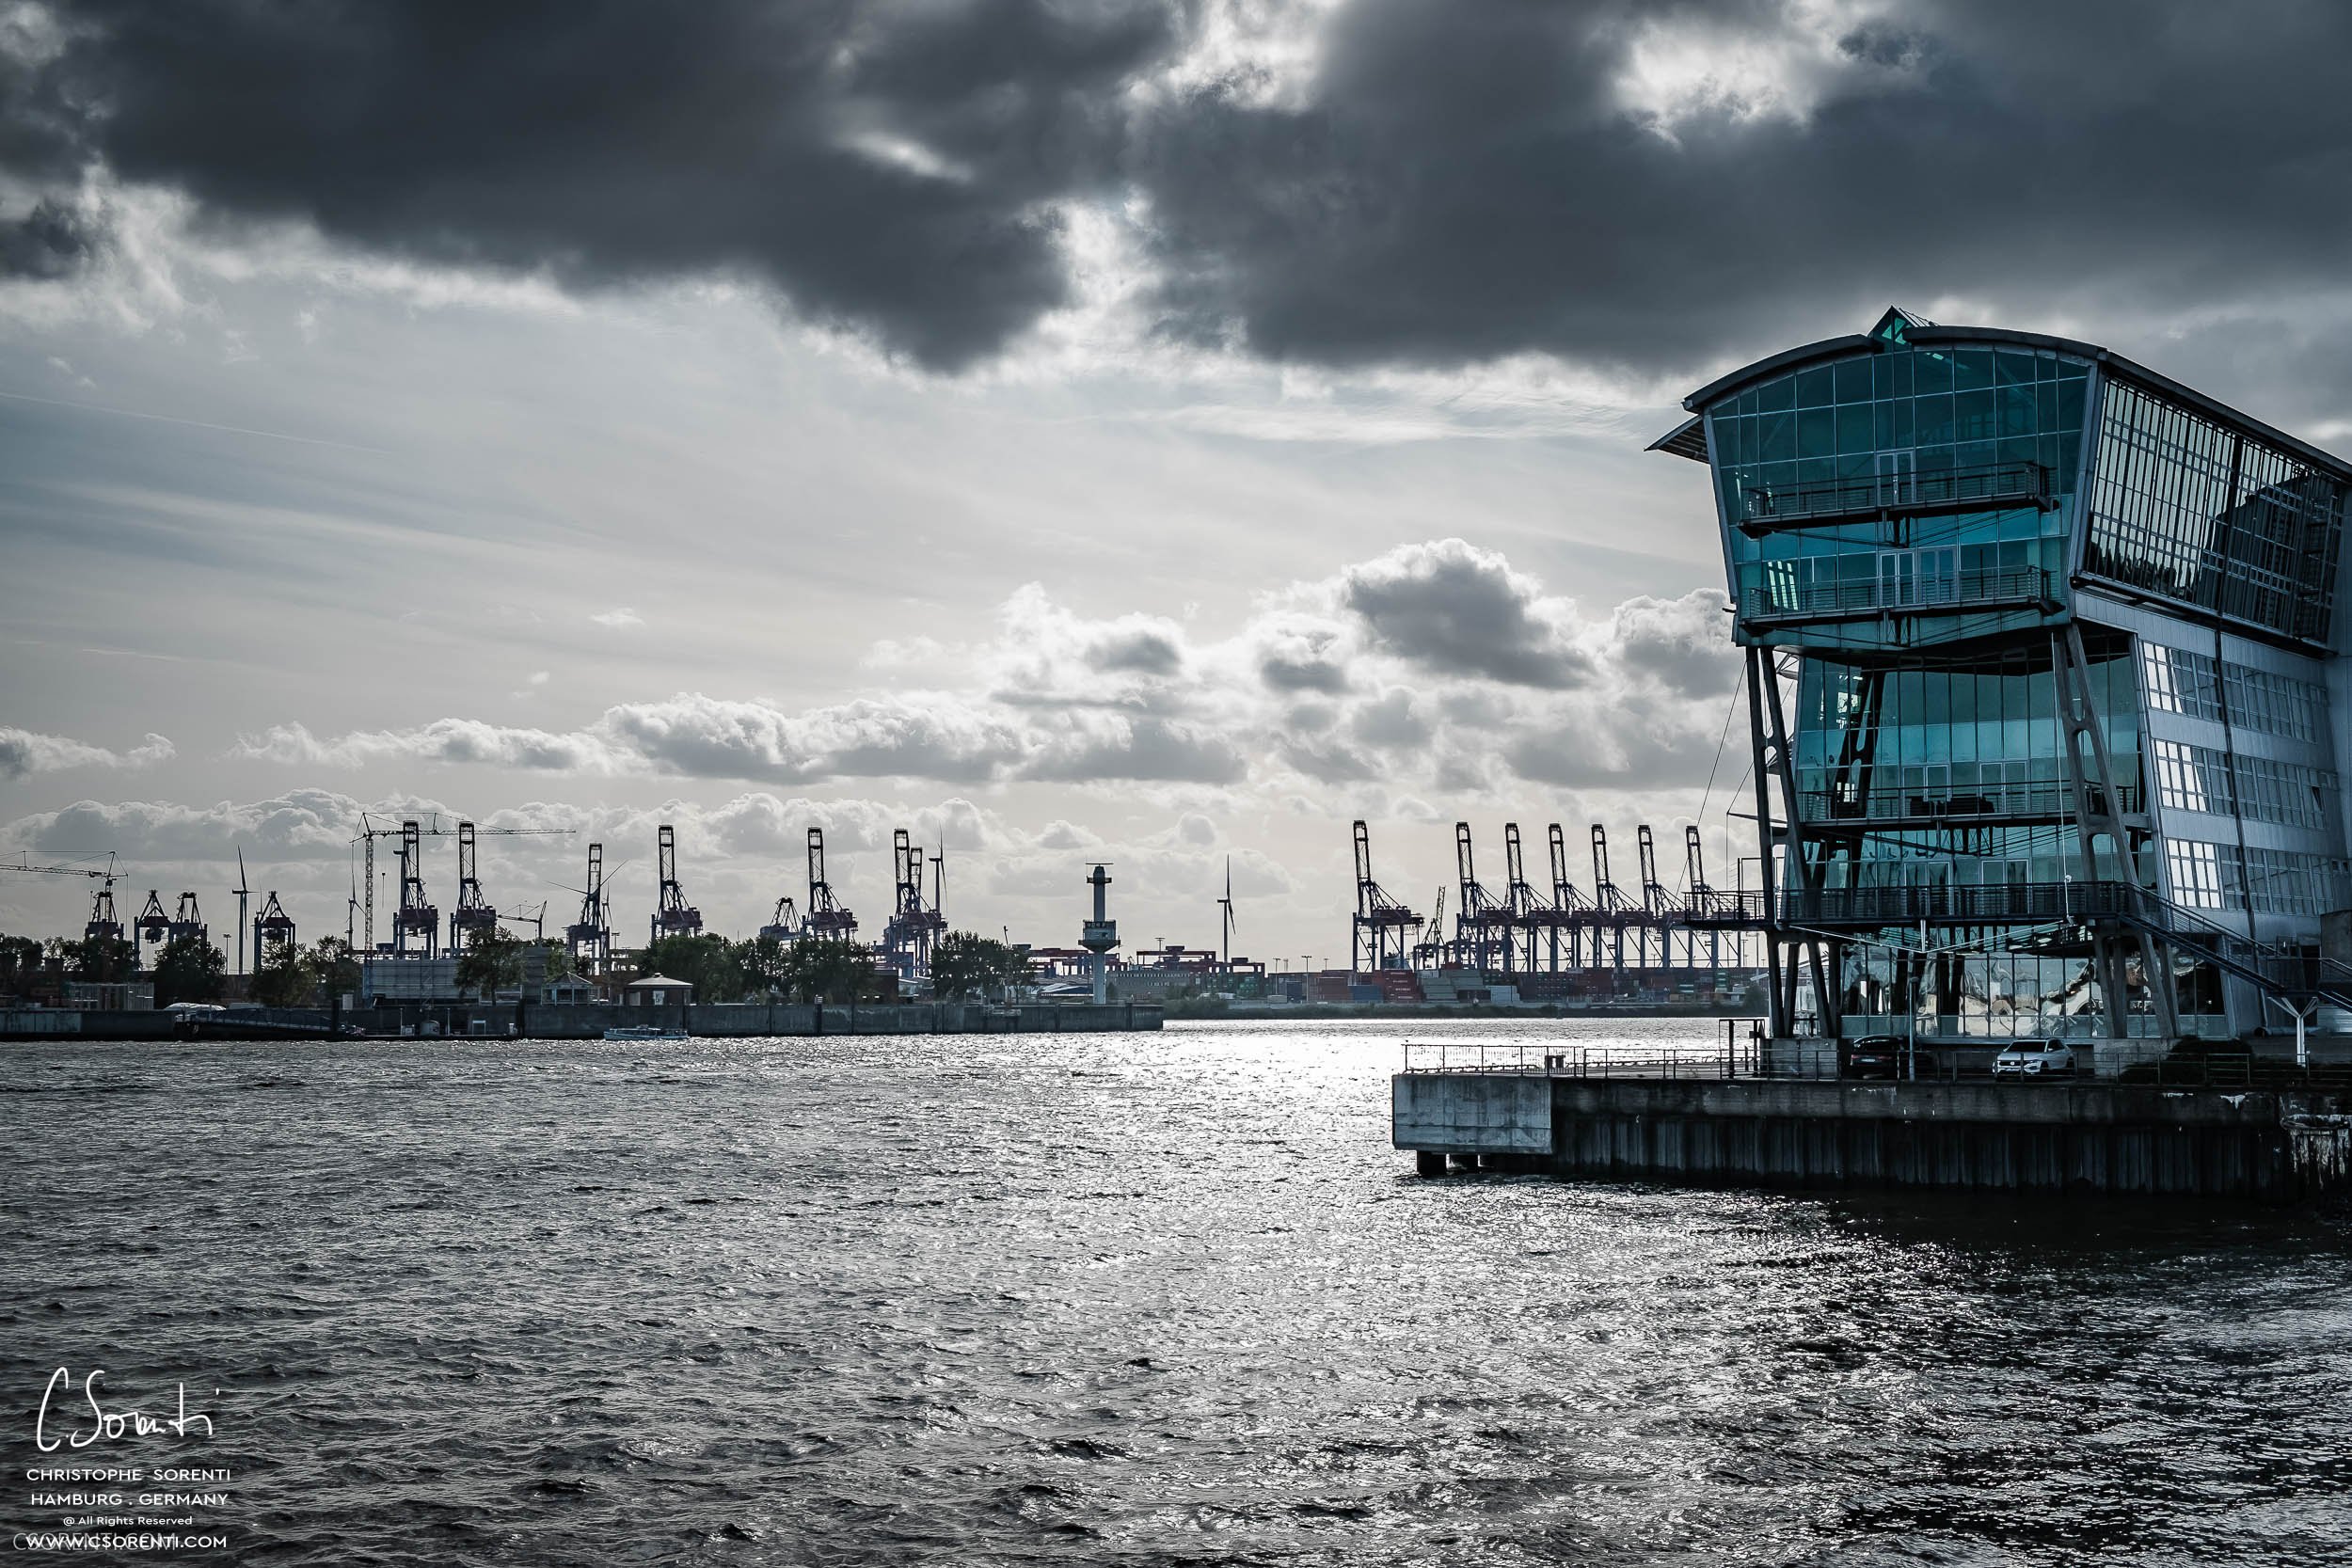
0 1001 1162 1041
1393 1072 2352 1204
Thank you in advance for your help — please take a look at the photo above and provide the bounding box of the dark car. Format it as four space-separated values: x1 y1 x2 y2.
1844 1035 1905 1079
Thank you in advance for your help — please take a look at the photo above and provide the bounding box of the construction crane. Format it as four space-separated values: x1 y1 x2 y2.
563 842 612 974
1350 821 1422 973
0 853 130 956
804 828 857 942
1590 826 1638 989
649 824 703 944
350 813 572 951
448 822 501 952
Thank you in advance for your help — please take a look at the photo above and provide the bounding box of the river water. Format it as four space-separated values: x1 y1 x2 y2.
4 1017 2348 1565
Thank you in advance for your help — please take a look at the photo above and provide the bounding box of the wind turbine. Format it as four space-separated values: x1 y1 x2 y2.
1216 855 1235 971
346 862 359 951
233 848 252 978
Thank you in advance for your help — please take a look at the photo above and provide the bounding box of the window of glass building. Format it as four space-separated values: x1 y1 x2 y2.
2086 381 2344 643
1708 344 2090 647
2140 641 2328 743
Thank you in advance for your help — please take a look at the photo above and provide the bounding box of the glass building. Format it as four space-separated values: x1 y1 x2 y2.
1656 308 2352 1045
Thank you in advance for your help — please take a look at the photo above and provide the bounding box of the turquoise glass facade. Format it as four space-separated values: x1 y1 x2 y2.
1665 309 2352 1040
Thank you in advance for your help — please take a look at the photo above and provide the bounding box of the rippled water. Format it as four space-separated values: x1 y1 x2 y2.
5 1017 2350 1565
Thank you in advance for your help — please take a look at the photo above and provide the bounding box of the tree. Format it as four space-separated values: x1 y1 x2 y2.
307 937 361 1001
65 934 138 985
639 933 747 1003
250 939 314 1006
775 937 886 1003
152 932 225 1006
454 927 526 999
0 934 46 997
929 931 1031 1001
735 934 792 995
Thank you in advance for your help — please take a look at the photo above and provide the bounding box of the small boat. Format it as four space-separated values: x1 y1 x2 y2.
603 1024 689 1040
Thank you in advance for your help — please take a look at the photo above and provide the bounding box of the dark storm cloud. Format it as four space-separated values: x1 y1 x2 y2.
12 1 2351 384
0 195 101 278
7 0 1184 369
1132 0 2352 386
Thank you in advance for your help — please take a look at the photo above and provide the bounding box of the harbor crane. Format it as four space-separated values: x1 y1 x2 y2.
1548 825 1590 970
1349 821 1422 972
804 828 857 941
134 890 170 959
878 827 946 979
562 842 612 974
449 822 501 952
1453 822 1508 972
351 814 570 950
649 824 703 944
252 891 296 968
758 895 803 944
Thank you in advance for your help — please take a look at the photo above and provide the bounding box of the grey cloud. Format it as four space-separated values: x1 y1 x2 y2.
10 0 1184 370
1131 0 2352 379
1 787 363 860
1340 538 1593 688
0 726 174 779
0 195 103 279
1347 688 1429 752
1254 618 1352 693
1022 716 1246 784
1611 588 1737 697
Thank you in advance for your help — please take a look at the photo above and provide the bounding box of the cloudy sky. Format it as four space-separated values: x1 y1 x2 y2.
6 0 2352 962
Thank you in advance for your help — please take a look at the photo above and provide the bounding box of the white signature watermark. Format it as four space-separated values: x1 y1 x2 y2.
35 1369 215 1452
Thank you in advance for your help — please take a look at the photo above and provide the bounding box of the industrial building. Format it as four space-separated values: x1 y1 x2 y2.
1654 307 2352 1049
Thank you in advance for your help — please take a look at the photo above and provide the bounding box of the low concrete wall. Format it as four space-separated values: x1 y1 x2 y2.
1392 1072 2352 1203
1391 1072 1551 1155
4 1000 1164 1041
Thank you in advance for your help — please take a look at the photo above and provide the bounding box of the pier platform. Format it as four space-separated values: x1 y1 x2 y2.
1394 1066 2352 1204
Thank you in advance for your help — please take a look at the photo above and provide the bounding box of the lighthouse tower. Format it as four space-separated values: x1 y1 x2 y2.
1079 863 1119 1005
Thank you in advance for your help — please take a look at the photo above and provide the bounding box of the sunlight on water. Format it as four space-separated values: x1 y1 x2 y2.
4 1019 2348 1565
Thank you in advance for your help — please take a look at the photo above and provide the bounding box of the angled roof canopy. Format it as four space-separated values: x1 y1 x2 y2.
1655 307 2352 480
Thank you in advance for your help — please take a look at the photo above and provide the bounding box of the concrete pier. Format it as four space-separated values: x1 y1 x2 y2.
1394 1070 2352 1204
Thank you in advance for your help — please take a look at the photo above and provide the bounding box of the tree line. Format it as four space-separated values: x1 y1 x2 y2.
0 926 1035 1008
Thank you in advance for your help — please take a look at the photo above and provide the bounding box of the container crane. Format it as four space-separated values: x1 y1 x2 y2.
350 813 572 950
649 824 703 944
448 822 501 952
804 828 857 942
252 892 297 968
1349 821 1422 973
562 842 612 974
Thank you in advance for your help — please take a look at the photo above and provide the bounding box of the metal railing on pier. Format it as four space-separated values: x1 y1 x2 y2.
1402 1025 1763 1082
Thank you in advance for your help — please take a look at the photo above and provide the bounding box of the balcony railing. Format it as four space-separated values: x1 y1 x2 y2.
1741 566 2054 627
1682 880 2144 929
1801 781 2137 825
1738 461 2050 533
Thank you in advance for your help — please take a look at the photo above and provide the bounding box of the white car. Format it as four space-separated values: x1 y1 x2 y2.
1993 1042 2075 1079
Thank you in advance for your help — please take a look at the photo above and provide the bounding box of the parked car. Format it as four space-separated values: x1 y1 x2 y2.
1844 1035 1905 1079
1993 1042 2075 1079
